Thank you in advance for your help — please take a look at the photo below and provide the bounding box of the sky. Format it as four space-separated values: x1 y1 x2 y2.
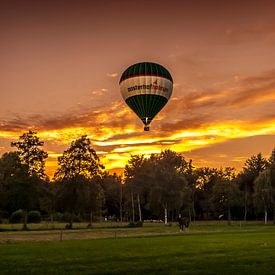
1 0 275 177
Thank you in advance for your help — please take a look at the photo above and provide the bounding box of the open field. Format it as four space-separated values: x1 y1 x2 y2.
0 221 273 243
0 222 275 274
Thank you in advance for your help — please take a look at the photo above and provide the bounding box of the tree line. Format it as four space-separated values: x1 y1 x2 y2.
0 130 275 228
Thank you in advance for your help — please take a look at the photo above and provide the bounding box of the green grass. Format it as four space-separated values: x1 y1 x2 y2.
0 223 275 274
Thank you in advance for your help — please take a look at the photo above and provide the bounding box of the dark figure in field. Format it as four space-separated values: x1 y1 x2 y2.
178 214 190 231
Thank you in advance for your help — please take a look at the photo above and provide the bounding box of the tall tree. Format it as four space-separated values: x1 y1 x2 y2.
11 130 48 179
148 150 189 224
254 163 275 224
210 167 241 224
54 135 104 180
0 152 39 229
239 153 268 221
184 160 197 221
268 147 275 165
125 155 146 222
195 167 221 220
101 173 123 221
86 175 105 225
39 181 58 223
0 152 24 214
54 135 104 228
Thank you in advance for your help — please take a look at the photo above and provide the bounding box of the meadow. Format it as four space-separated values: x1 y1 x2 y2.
0 221 275 274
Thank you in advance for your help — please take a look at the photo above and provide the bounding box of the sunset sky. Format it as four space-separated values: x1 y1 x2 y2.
1 0 275 177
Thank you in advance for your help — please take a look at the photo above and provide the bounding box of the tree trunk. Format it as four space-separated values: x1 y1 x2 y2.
90 210 93 225
264 209 268 225
137 193 142 222
69 211 73 229
120 182 123 222
244 183 247 221
131 191 135 222
164 207 168 225
192 191 196 222
188 208 192 223
22 210 28 230
50 213 54 223
227 206 231 225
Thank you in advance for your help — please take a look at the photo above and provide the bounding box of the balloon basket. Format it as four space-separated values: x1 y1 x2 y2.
144 126 150 131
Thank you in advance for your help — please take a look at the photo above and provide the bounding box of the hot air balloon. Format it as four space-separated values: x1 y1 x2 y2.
119 62 173 131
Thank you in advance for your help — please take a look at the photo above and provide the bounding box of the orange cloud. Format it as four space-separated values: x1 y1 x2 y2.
1 70 275 178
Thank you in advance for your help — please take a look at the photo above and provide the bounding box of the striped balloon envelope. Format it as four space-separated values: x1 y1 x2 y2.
119 62 173 131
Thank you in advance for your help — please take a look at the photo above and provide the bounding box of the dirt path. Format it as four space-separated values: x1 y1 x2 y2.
0 226 180 244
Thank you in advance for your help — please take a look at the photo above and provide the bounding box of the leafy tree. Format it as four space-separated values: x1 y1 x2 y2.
210 167 241 224
101 173 123 221
194 167 221 220
86 175 105 225
39 181 58 223
0 152 38 229
11 130 48 179
239 153 268 221
254 164 275 224
0 152 40 229
125 155 147 222
0 152 23 211
57 175 89 227
184 160 197 221
148 150 189 224
268 147 275 165
54 135 104 180
54 136 104 228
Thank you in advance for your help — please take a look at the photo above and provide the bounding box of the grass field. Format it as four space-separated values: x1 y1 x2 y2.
0 222 275 274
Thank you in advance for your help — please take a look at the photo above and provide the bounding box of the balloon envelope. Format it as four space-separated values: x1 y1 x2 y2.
119 62 173 130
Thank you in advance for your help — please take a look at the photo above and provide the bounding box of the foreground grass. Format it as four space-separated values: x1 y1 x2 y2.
0 226 275 274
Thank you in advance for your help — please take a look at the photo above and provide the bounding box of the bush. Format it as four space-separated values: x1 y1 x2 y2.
10 209 24 224
58 212 82 223
53 212 63 222
0 210 8 224
127 221 143 228
28 211 41 223
0 210 8 219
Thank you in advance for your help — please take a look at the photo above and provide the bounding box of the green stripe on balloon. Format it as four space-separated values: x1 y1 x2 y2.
119 62 173 83
125 95 168 126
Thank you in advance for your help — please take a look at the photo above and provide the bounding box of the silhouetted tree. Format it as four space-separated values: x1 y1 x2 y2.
54 135 104 180
210 167 241 224
194 167 221 220
11 130 48 179
148 150 189 224
239 153 268 221
254 162 275 224
86 175 105 225
54 136 104 228
39 181 58 223
101 173 123 221
125 155 147 222
0 152 39 229
268 147 275 165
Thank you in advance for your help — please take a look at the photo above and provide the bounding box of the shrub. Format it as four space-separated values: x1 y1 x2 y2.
53 212 63 222
0 210 8 224
28 211 41 223
10 209 24 224
58 212 82 223
0 210 8 219
127 221 143 228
